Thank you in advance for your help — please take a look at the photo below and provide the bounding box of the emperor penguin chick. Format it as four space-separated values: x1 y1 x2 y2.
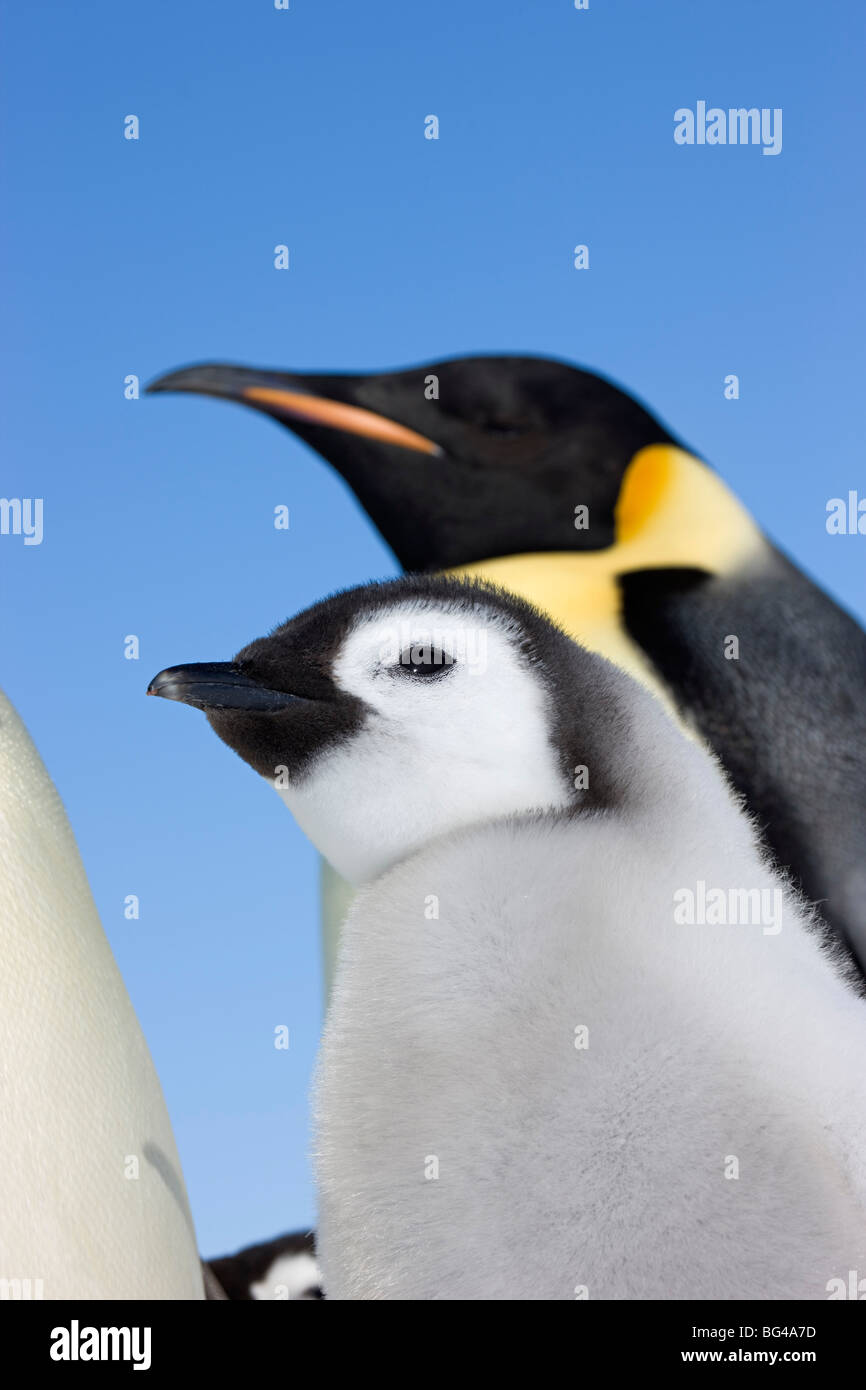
149 577 866 1301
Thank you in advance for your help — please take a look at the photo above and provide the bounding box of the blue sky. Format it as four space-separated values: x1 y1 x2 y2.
2 0 864 1257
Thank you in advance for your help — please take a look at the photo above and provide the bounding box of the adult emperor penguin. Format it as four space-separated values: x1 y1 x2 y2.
148 577 866 1300
147 356 866 972
0 687 205 1299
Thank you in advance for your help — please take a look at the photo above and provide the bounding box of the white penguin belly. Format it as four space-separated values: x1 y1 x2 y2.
0 689 204 1299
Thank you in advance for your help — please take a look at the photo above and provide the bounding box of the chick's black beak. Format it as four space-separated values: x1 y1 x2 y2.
146 662 301 713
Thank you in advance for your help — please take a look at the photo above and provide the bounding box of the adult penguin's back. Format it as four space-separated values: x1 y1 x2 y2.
0 688 204 1299
148 355 866 970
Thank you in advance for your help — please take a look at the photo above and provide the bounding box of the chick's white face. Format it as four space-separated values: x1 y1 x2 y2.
277 600 572 884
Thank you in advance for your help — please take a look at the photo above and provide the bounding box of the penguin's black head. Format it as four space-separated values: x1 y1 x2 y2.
148 575 643 884
147 356 683 571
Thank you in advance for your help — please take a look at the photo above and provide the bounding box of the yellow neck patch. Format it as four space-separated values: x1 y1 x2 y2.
446 445 762 713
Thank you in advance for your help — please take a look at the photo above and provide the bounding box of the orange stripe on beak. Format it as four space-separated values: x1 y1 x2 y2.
243 386 441 456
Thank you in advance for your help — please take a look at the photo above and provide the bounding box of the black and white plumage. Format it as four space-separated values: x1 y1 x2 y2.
147 355 866 972
205 1231 321 1300
150 578 866 1300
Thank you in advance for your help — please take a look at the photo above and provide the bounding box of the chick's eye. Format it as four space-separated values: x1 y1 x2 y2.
394 646 455 677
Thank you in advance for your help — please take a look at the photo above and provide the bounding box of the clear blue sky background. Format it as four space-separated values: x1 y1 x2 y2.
2 1 864 1258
